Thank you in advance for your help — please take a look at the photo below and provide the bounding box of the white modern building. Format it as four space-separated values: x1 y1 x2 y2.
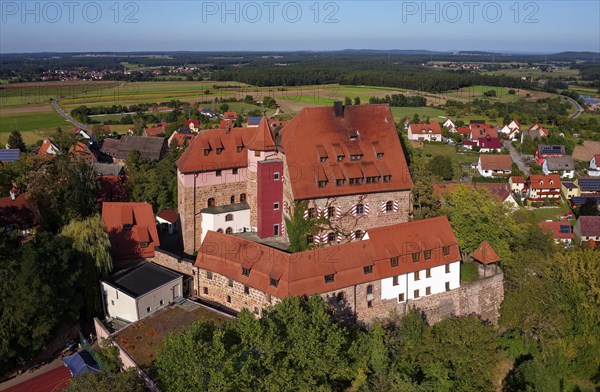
380 262 460 302
200 202 252 242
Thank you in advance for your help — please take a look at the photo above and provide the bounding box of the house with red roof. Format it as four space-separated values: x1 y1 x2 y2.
470 124 498 141
0 191 34 236
509 176 525 193
102 202 160 261
477 137 502 152
69 141 97 164
587 154 600 177
521 123 549 143
573 216 600 243
143 122 167 138
539 221 573 245
194 216 464 322
184 120 200 132
526 174 561 203
223 111 238 120
477 154 512 178
37 137 60 158
407 122 442 142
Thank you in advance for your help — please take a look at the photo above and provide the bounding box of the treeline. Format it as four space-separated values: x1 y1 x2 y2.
369 93 427 106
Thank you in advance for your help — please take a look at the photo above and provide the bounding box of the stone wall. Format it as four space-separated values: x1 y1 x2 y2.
178 176 248 254
149 248 198 296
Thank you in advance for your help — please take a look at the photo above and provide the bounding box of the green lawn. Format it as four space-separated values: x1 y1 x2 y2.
0 111 70 132
0 81 121 107
482 67 579 79
444 85 522 104
525 202 572 223
390 106 446 122
419 142 480 179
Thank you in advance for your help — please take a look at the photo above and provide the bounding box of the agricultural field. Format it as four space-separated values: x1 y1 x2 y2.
482 67 579 79
0 81 121 108
0 110 70 145
390 106 447 122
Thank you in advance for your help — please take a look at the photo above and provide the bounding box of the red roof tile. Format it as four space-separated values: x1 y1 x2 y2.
246 117 276 151
409 122 442 135
69 141 97 164
279 105 412 200
527 174 561 190
479 154 512 171
37 137 59 158
471 241 500 264
157 209 178 224
539 221 573 240
478 137 502 149
577 216 600 237
0 193 34 229
143 126 166 137
195 216 459 297
102 202 160 261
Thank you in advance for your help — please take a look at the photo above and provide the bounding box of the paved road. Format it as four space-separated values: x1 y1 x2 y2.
503 141 530 176
562 95 583 119
50 100 90 132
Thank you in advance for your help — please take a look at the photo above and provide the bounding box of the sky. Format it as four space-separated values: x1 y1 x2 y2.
0 1 599 53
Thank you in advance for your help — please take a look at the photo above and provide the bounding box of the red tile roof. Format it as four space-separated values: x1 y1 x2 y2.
409 122 442 135
102 202 160 261
0 193 34 229
246 117 275 151
185 120 199 129
527 174 561 190
37 137 59 158
195 215 459 297
577 216 600 237
143 126 166 137
157 209 178 224
279 105 413 200
510 176 525 184
539 221 573 240
593 154 600 163
478 137 502 149
471 241 500 264
224 111 238 119
69 141 97 164
479 154 512 171
176 128 251 173
470 125 498 140
456 127 471 135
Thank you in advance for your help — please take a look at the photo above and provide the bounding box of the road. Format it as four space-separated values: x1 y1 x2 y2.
50 100 90 132
503 141 530 176
562 95 583 119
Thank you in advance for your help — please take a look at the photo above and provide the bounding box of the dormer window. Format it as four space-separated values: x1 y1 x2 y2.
377 153 384 159
383 175 391 183
324 274 334 283
363 265 373 274
349 129 359 141
336 179 345 186
337 154 344 162
139 241 148 248
123 224 132 231
318 180 327 188
216 147 223 155
270 278 279 288
237 146 243 153
390 257 398 267
242 267 250 277
350 154 362 161
204 148 210 156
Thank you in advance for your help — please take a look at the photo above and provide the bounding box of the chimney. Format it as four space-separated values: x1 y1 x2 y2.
225 123 231 135
9 191 16 201
333 101 344 117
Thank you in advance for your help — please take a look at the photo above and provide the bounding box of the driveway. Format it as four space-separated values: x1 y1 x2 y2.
503 141 530 176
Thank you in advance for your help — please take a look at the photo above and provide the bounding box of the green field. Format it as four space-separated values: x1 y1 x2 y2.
482 67 579 79
419 142 480 178
525 202 572 222
390 106 447 122
0 81 121 108
0 111 70 132
444 85 522 104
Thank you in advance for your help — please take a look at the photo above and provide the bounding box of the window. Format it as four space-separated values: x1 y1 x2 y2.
426 268 431 278
426 287 431 295
273 202 279 210
147 307 151 313
230 195 235 204
414 271 420 281
139 241 148 248
328 206 335 218
232 168 238 175
228 279 234 287
273 224 279 236
318 180 327 188
225 214 234 222
111 300 114 306
306 235 314 244
355 203 364 214
355 230 363 240
424 250 431 260
216 169 222 177
274 172 280 180
393 276 399 286
307 208 316 218
443 245 450 256
203 287 208 295
204 149 210 156
445 282 450 292
327 232 336 242
123 224 132 231
226 227 233 234
337 154 344 162
390 257 398 267
350 154 361 161
366 285 373 295
336 179 345 186
270 278 279 288
240 193 247 203
216 147 223 155
377 152 384 159
383 175 391 183
244 286 250 295
207 271 213 280
412 252 420 263
217 228 223 233
227 295 232 303
337 292 344 302
385 201 393 212
363 265 373 274
254 307 260 315
398 293 405 302
445 264 451 274
160 300 164 306
207 198 215 207
242 267 250 276
414 289 420 299
367 300 373 308
254 150 261 157
325 274 335 283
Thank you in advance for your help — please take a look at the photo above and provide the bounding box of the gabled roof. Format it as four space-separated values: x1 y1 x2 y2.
37 137 59 158
100 138 119 157
537 145 565 156
246 117 276 151
479 154 512 171
510 176 525 184
176 127 250 173
143 126 166 137
478 137 502 149
104 261 182 298
278 104 413 200
0 193 34 229
577 216 600 237
544 156 574 171
102 202 160 260
528 174 561 189
185 120 199 129
471 125 498 139
157 209 179 224
539 221 573 240
115 136 167 161
69 141 97 164
409 122 442 135
0 149 20 163
577 177 600 193
195 216 459 297
471 241 500 264
93 162 124 176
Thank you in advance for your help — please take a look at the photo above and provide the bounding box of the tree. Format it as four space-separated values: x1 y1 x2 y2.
95 339 123 373
354 96 361 105
7 130 26 152
410 159 442 221
219 103 229 112
61 215 112 277
284 200 327 253
427 155 454 180
64 369 146 392
344 97 353 105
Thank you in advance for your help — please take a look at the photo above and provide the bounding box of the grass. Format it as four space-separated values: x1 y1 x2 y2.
461 261 480 284
0 111 70 133
525 201 572 223
419 142 480 178
390 106 446 122
482 67 579 79
444 85 522 104
0 81 121 108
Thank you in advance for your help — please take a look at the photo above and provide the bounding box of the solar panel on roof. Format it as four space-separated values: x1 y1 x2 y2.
579 178 600 191
559 225 571 234
0 149 20 162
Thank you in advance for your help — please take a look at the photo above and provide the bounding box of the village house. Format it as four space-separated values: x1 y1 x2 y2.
588 154 600 176
184 120 200 132
535 145 566 165
539 221 573 245
509 176 525 193
167 129 196 147
38 137 60 158
477 137 503 152
477 154 512 178
561 181 579 200
101 261 183 323
573 216 600 243
102 202 160 262
407 122 442 142
469 123 498 141
542 156 575 178
521 123 549 143
193 216 462 323
68 141 97 164
110 136 167 164
176 103 412 255
525 174 562 204
568 177 600 208
0 190 34 236
143 122 167 137
443 118 455 131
